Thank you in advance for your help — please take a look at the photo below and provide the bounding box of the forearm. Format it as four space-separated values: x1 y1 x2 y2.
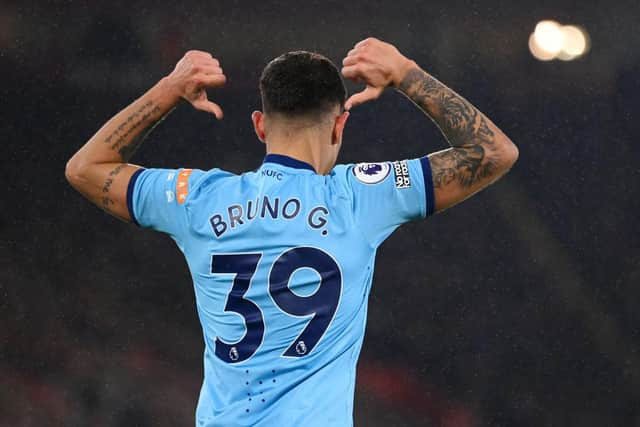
67 78 179 171
66 78 180 221
397 65 518 191
397 66 503 149
66 50 225 222
341 38 517 212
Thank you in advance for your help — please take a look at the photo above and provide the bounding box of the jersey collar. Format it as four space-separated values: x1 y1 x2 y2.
263 154 316 172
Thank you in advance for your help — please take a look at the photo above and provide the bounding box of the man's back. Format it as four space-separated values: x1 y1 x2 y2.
129 154 433 426
66 38 516 427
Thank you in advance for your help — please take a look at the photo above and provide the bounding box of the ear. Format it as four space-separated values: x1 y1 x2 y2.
331 111 350 145
252 111 266 143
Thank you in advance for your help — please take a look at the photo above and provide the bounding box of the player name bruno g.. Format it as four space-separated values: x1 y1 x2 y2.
208 195 329 238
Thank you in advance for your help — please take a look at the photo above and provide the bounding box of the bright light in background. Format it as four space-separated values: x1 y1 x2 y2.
558 25 589 60
529 20 590 61
534 21 564 56
528 33 556 61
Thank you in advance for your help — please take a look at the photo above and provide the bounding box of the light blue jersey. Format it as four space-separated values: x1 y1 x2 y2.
128 154 434 426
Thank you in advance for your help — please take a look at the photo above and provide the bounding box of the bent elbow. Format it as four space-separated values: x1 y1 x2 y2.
498 137 519 170
506 140 519 167
65 157 85 188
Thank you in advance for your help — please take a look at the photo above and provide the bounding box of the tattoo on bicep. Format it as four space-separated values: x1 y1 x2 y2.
108 164 126 177
102 178 113 193
99 164 127 212
429 145 496 188
101 196 114 211
103 101 163 161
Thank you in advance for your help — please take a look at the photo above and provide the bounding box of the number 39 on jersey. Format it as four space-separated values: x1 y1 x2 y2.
211 247 342 363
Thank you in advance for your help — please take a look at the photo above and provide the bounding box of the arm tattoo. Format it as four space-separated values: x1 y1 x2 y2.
103 100 163 161
101 196 114 211
429 145 494 188
399 68 498 188
100 164 127 212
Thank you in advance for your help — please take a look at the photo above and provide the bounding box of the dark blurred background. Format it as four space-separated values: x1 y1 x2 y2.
2 0 639 425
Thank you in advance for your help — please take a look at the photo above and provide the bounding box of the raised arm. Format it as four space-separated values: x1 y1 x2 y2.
342 38 518 212
65 51 226 221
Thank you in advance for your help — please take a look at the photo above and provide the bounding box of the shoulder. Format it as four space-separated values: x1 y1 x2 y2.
332 161 394 187
193 167 238 188
330 163 353 179
182 167 239 204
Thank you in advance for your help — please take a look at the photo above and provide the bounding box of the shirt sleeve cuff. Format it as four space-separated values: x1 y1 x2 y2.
126 168 146 226
419 157 436 217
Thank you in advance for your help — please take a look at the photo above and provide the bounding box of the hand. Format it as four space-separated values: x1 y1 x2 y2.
165 50 227 119
341 38 416 110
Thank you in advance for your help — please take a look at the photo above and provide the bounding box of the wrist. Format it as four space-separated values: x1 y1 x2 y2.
392 58 418 88
155 76 183 105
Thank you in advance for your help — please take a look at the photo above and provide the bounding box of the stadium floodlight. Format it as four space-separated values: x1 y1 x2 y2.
557 25 590 61
533 20 564 56
529 20 590 61
528 32 556 61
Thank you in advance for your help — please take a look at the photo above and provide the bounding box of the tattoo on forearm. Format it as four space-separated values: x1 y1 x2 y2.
103 100 163 161
399 68 499 188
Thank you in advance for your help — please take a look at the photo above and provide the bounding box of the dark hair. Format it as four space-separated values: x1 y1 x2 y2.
259 51 346 117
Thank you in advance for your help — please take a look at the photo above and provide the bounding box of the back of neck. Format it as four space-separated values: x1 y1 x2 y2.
265 129 329 174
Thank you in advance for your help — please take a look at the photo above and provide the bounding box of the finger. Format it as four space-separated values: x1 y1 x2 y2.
342 55 359 66
355 40 367 48
199 64 223 75
186 50 215 60
355 37 376 48
189 54 220 68
341 65 361 80
196 73 227 87
344 86 383 110
193 58 220 68
194 99 224 119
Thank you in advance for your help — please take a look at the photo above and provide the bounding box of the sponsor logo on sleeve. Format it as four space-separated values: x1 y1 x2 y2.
176 169 193 204
393 160 411 189
353 162 390 184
